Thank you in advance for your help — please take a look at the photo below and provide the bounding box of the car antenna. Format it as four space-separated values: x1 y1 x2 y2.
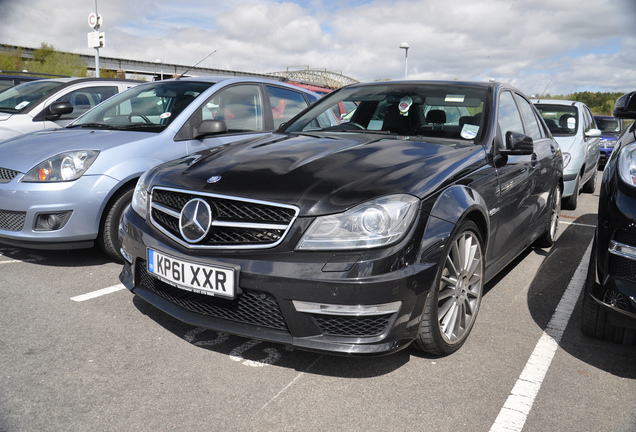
176 50 217 79
536 79 552 103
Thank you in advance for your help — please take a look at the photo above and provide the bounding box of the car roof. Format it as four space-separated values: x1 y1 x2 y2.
531 99 582 107
0 75 43 80
345 79 501 89
133 75 319 95
594 115 619 119
28 77 143 84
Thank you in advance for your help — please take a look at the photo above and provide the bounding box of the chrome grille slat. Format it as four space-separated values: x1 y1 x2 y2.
149 187 298 249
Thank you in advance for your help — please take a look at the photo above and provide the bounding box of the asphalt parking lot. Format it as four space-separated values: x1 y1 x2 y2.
1 171 635 432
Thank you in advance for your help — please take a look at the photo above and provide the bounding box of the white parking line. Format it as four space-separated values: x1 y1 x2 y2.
71 284 126 302
490 240 593 432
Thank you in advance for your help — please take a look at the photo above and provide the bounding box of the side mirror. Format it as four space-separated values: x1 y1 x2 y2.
499 131 534 156
194 119 227 139
585 128 601 138
613 91 636 119
44 101 74 120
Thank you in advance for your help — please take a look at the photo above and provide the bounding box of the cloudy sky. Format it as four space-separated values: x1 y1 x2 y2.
1 0 635 96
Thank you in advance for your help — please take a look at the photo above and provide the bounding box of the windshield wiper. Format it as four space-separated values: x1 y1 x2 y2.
69 123 117 129
0 107 19 113
113 123 166 131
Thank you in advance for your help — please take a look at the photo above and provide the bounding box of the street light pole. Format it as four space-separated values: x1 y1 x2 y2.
399 42 409 80
94 0 100 77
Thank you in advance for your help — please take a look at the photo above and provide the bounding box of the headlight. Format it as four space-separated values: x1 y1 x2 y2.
618 143 636 187
22 150 99 182
562 152 571 168
296 194 420 250
131 170 150 219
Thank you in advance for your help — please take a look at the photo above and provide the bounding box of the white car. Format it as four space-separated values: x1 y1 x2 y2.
533 99 601 209
0 77 141 141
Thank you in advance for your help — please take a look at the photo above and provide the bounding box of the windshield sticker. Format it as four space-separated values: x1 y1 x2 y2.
461 124 479 139
15 101 30 110
445 94 465 103
160 112 171 119
399 96 413 116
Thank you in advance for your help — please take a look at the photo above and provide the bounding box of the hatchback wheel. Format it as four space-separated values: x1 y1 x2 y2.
582 168 597 194
414 220 484 355
563 174 580 210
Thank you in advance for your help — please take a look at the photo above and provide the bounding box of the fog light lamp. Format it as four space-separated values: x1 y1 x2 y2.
34 211 72 231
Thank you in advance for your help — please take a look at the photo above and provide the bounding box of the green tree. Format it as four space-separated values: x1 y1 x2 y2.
25 43 87 77
0 48 27 72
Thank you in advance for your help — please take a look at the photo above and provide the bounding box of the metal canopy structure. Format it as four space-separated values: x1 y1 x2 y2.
268 66 359 89
0 45 359 88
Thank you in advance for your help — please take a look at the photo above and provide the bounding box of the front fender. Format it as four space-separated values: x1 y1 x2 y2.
100 158 167 185
417 185 490 266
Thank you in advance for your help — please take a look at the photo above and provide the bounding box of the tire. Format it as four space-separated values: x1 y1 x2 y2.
535 185 561 248
582 168 597 194
563 174 580 210
414 220 484 355
98 187 134 263
581 238 636 344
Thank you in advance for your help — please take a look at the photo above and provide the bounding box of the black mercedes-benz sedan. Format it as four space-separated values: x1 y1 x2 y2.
582 91 636 344
119 80 563 356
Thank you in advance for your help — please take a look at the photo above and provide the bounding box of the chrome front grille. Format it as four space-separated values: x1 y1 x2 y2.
0 167 20 183
149 187 298 249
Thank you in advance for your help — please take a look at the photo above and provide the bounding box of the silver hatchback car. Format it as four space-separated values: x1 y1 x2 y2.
0 76 319 261
533 99 601 210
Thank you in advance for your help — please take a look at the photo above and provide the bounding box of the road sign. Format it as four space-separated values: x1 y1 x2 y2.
88 12 102 29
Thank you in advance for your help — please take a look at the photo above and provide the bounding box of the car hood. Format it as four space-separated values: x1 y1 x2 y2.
150 132 486 216
552 135 577 153
0 128 153 171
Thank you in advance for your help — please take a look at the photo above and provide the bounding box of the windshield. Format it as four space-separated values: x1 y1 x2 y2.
71 80 215 132
0 80 64 114
534 104 578 136
595 117 621 133
283 83 487 143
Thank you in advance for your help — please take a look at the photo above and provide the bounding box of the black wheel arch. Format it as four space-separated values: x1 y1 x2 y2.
416 185 490 266
98 178 139 229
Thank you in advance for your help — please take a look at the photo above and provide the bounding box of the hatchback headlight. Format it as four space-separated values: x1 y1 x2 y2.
296 194 420 250
22 150 99 182
562 152 571 169
618 143 636 187
131 170 151 220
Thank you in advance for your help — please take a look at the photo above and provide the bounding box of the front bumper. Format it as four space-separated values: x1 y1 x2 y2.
119 208 438 356
0 174 119 249
594 171 636 329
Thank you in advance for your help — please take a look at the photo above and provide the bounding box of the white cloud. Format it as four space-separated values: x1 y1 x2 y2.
0 0 635 95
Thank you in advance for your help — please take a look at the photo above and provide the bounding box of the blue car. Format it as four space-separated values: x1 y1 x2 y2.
594 115 625 168
0 76 319 261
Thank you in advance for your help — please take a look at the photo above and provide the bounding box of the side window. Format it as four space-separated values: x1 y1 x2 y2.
514 93 542 140
266 86 309 128
56 86 119 119
205 84 263 133
583 107 594 133
498 91 524 138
